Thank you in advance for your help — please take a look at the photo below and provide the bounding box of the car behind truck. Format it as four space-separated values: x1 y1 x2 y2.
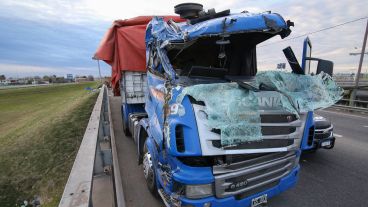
95 3 342 207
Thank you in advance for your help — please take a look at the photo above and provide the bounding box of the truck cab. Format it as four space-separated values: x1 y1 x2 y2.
106 3 342 207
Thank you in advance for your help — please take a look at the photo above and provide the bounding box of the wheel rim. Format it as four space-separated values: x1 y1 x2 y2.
143 151 153 180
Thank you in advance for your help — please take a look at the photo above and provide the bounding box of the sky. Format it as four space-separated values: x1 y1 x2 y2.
0 0 367 78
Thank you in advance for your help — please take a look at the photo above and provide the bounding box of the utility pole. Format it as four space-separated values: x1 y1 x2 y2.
350 19 368 106
97 60 103 84
92 57 103 84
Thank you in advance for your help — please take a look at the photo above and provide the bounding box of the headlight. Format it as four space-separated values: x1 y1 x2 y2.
185 184 213 199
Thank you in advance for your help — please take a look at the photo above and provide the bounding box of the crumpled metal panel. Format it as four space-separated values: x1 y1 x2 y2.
176 71 343 147
146 13 289 44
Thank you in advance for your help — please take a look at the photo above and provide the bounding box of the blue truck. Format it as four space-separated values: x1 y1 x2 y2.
118 3 340 207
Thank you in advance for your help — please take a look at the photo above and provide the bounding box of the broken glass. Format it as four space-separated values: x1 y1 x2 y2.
255 71 344 114
177 82 262 146
176 71 343 147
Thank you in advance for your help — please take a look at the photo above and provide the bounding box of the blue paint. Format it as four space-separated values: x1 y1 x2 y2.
146 13 289 43
166 95 202 156
301 111 315 150
179 166 300 207
169 156 214 184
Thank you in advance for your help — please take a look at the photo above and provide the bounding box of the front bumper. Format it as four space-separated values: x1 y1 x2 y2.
313 136 335 149
179 166 300 207
311 125 335 150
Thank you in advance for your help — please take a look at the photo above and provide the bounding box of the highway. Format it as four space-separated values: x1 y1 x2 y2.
110 96 368 207
271 108 368 207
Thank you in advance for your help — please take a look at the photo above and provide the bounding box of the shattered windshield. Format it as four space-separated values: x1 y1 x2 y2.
176 71 343 147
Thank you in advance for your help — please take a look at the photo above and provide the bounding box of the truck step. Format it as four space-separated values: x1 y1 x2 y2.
158 189 171 207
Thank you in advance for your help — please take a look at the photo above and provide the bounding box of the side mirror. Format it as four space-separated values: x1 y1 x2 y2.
317 59 334 76
302 37 334 76
305 57 334 76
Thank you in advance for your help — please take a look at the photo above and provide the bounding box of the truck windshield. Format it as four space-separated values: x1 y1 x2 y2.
167 32 276 79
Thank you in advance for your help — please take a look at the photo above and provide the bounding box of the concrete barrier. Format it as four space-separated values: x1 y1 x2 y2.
59 85 125 207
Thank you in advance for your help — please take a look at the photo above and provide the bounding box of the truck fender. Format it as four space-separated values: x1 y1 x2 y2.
137 118 150 164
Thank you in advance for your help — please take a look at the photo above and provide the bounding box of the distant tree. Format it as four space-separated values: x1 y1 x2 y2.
43 75 49 81
0 75 5 80
87 75 94 81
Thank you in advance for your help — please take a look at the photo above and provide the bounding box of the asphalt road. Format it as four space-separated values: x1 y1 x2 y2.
271 108 368 207
110 96 368 207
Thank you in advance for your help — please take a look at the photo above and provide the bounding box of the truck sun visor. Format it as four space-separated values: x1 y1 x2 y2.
176 71 343 147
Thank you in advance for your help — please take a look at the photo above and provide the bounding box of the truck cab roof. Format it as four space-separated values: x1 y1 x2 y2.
146 12 293 80
146 12 292 45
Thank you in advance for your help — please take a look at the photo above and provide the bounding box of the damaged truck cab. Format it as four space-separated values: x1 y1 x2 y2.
140 11 302 207
119 4 342 207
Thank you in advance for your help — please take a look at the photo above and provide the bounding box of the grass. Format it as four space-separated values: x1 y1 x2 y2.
0 82 100 207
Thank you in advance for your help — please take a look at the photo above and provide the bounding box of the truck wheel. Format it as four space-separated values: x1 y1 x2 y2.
143 141 158 197
121 105 131 136
122 119 131 136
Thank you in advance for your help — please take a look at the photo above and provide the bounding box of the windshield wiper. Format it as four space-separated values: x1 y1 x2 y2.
236 81 259 92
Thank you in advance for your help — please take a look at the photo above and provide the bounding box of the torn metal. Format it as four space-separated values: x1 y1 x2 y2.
146 13 292 80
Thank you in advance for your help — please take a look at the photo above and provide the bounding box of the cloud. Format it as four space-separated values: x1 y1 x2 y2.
0 0 367 77
0 15 110 69
255 0 368 72
0 0 276 24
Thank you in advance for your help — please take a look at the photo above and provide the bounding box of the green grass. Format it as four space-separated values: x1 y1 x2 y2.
0 83 100 206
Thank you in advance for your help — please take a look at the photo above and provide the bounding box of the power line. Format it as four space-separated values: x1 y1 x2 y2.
259 16 368 48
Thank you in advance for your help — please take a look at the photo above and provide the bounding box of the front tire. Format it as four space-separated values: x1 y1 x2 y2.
143 141 158 197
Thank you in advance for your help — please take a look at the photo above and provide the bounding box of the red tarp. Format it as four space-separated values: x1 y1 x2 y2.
94 16 183 95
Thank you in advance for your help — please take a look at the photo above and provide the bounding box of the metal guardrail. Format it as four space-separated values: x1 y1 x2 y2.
336 80 368 87
331 104 368 113
331 97 368 113
107 88 126 207
338 99 368 104
59 85 125 207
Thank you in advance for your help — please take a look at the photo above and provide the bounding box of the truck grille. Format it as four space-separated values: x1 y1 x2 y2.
212 139 294 149
315 131 332 140
192 104 307 156
214 151 296 198
209 113 304 150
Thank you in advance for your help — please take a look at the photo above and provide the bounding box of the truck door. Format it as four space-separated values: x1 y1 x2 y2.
146 48 166 149
300 37 315 151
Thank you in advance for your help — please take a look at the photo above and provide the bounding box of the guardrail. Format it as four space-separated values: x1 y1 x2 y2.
335 81 368 88
59 85 125 207
331 104 368 113
338 99 368 104
332 98 368 113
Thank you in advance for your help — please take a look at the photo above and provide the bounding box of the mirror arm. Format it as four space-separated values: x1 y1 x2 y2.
305 57 323 62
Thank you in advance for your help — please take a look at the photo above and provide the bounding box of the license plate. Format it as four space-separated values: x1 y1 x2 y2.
251 194 267 207
321 141 331 147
